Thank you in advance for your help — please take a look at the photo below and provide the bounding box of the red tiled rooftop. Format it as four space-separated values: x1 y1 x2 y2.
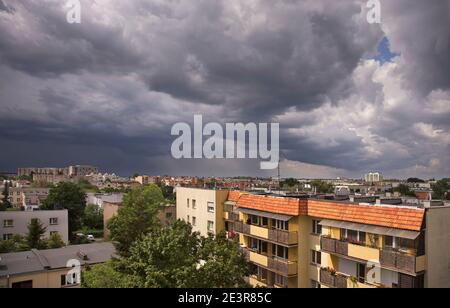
307 200 424 232
229 192 425 231
228 191 244 202
236 194 302 216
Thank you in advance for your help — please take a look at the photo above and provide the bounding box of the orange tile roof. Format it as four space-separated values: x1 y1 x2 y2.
228 192 425 231
236 194 302 216
306 200 425 232
228 191 244 202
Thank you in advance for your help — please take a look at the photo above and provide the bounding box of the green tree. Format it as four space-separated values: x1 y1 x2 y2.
26 218 47 249
83 221 251 288
1 181 11 210
108 185 164 255
47 233 66 249
394 184 416 197
281 178 298 188
310 180 334 194
81 261 138 288
83 204 104 230
41 182 87 241
78 179 99 193
432 178 450 200
160 184 175 202
0 235 29 253
407 178 425 183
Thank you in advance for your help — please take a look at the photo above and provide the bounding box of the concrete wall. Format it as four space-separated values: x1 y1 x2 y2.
0 210 69 243
176 187 228 237
425 206 450 288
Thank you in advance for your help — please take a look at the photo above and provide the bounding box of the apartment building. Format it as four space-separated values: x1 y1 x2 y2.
0 210 69 244
0 242 116 288
86 192 124 209
18 168 67 177
103 202 177 239
176 187 228 237
18 165 98 178
133 175 161 185
68 165 98 177
7 187 50 209
364 172 384 183
222 191 450 288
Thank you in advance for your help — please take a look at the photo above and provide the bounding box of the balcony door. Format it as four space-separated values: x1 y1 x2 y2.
357 263 366 283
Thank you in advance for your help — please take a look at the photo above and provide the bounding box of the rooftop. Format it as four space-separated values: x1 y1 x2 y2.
0 242 116 277
228 191 425 232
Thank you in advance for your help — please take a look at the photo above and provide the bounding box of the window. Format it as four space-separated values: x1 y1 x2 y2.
192 216 197 226
275 274 286 287
249 215 259 225
272 245 288 259
11 280 33 289
207 202 215 213
397 238 415 251
61 273 78 286
207 221 214 233
187 199 190 208
312 220 322 235
192 200 197 209
311 280 321 289
187 215 190 223
3 234 13 241
347 230 358 242
384 236 394 249
166 212 173 219
342 229 366 244
273 220 288 231
3 220 14 228
49 218 58 225
357 263 366 283
311 250 322 266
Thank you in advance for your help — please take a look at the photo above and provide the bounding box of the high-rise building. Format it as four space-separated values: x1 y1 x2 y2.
364 172 384 183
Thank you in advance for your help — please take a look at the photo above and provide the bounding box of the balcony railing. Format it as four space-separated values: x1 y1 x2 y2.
268 229 298 246
322 236 420 274
268 257 298 276
234 221 250 234
321 237 349 256
380 249 417 274
235 221 298 245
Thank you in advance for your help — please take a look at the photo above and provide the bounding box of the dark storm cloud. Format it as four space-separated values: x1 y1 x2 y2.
0 0 449 178
0 0 14 14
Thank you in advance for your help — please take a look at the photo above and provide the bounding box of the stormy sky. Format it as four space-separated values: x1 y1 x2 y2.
0 0 449 179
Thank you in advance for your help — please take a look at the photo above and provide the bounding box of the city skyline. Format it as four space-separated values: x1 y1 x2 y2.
1 1 449 179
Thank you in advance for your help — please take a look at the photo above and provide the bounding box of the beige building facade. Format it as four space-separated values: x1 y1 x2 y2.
176 187 228 237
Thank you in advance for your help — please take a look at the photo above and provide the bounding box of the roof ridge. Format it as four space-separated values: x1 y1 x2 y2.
31 249 50 269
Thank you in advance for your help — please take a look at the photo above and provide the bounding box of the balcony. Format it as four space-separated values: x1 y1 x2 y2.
322 237 423 274
320 237 348 256
320 268 378 289
234 221 250 234
225 212 240 222
380 249 421 274
268 257 298 276
268 229 298 246
245 248 297 276
235 221 298 245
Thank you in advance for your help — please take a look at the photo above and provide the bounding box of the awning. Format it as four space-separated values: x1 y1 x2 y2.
238 208 293 222
319 219 420 240
224 201 237 206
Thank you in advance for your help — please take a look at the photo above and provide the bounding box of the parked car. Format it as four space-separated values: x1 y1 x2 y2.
87 235 95 242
